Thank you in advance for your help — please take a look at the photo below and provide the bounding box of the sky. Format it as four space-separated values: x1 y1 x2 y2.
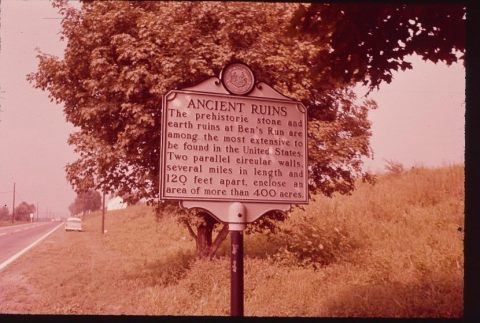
0 0 465 217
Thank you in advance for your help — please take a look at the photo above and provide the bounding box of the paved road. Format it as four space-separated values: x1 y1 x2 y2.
0 221 62 267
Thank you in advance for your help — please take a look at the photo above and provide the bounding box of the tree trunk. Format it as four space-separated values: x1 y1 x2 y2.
183 213 230 259
196 220 214 259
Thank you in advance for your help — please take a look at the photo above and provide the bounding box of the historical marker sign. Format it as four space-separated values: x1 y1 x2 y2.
160 63 310 318
160 89 308 204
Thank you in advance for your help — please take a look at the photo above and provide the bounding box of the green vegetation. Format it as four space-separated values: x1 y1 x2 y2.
0 201 36 224
13 202 36 222
68 190 102 216
291 4 465 91
0 165 463 316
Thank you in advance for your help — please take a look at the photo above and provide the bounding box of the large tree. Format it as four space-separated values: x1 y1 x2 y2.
14 202 36 222
28 1 405 258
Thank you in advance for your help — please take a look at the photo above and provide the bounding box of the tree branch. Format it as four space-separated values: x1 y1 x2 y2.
182 219 197 240
208 223 230 259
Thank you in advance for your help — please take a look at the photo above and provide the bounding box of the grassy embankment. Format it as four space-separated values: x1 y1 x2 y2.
0 165 463 316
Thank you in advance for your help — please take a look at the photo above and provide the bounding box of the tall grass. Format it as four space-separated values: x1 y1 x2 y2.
216 164 463 316
0 165 463 317
138 164 463 316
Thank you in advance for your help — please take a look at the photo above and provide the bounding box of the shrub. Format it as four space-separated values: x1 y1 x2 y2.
269 221 358 269
384 159 404 175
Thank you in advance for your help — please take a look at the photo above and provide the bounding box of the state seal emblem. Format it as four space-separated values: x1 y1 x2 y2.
221 63 255 95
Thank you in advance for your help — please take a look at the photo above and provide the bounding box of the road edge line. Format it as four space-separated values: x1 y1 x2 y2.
0 222 64 271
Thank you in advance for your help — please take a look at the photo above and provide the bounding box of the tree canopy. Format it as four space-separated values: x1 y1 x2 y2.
29 2 374 200
14 202 36 222
68 190 102 216
290 3 465 91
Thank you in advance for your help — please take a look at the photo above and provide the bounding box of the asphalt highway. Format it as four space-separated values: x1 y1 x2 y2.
0 221 62 269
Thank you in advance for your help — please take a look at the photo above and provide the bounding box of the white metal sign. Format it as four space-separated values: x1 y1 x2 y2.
160 90 308 204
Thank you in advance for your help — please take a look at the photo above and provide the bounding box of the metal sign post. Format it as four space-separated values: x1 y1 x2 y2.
228 202 246 316
230 229 244 316
159 62 309 317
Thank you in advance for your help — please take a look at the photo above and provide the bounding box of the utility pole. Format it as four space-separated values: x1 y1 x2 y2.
101 192 105 234
36 202 39 222
11 182 15 224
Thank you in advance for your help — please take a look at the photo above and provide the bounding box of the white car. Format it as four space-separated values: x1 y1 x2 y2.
65 217 82 232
